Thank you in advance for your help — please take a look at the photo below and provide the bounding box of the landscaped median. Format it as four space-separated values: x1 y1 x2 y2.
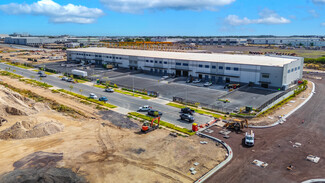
167 102 226 119
94 84 152 100
33 70 54 75
19 78 53 89
54 89 117 109
0 70 24 79
128 112 196 136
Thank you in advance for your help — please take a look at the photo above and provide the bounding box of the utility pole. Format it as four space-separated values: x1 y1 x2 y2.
133 76 134 96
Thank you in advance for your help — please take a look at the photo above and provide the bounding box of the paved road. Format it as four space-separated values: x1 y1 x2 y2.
203 73 325 183
0 63 214 129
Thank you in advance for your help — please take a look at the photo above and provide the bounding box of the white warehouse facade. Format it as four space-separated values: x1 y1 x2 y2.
67 48 304 89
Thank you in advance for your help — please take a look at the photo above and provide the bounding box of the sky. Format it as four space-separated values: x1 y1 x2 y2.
0 0 325 36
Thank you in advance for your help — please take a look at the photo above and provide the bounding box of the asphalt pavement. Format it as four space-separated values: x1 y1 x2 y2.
0 63 214 129
203 73 325 183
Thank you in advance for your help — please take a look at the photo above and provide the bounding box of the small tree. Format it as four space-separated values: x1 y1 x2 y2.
69 85 73 92
114 84 117 88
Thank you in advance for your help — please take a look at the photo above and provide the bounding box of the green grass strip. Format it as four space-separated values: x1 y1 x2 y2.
128 112 196 136
19 78 53 88
0 70 23 79
57 89 117 108
167 102 226 119
94 84 151 100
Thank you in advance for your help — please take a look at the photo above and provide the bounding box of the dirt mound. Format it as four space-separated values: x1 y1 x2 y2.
13 151 63 170
0 120 64 140
0 85 39 116
0 167 86 183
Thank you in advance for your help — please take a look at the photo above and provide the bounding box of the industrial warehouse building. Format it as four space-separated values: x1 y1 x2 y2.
4 37 66 47
67 48 304 89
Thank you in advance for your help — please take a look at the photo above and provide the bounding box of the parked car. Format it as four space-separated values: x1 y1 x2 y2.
192 79 201 83
161 76 169 80
181 107 195 115
61 76 68 81
138 105 152 111
39 73 47 77
105 88 114 92
38 71 44 75
186 78 192 83
147 109 162 117
180 113 195 122
67 78 74 82
99 96 108 102
245 130 255 147
204 82 212 87
89 93 98 99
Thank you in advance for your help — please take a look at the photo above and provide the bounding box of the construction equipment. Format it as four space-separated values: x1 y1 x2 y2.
141 117 160 133
224 119 248 132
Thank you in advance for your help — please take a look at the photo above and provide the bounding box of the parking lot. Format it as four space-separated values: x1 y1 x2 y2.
214 86 283 111
43 62 285 112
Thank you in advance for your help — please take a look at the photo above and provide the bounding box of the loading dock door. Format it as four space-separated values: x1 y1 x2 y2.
226 77 230 83
211 76 216 83
183 71 189 77
176 70 181 76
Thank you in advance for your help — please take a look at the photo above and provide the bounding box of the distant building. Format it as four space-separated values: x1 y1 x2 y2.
249 37 325 47
67 38 100 46
67 47 303 89
183 38 247 46
0 34 9 39
4 37 66 47
65 42 80 48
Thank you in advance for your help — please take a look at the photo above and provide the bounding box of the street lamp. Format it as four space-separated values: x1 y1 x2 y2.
133 76 134 96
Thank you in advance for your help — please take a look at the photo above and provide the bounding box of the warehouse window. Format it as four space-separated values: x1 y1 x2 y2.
212 66 216 69
205 65 209 68
234 67 239 71
159 61 162 64
298 66 300 70
291 68 294 72
199 64 203 68
295 67 297 71
288 70 290 73
146 60 148 62
219 66 223 70
176 63 181 66
164 62 167 64
226 67 231 70
262 73 270 78
155 61 158 63
183 63 189 66
150 60 153 63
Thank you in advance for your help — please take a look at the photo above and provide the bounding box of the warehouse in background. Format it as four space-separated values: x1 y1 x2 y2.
67 48 303 90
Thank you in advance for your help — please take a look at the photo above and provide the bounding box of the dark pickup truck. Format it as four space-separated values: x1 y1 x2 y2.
180 113 195 122
181 107 195 115
148 109 162 117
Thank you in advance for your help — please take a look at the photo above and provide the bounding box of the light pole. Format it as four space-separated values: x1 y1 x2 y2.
133 76 134 96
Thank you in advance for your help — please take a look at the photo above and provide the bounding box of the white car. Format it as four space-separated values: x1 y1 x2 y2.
138 105 152 111
105 88 114 92
61 76 68 81
203 82 212 87
193 79 201 83
161 76 169 80
89 93 98 99
245 130 254 147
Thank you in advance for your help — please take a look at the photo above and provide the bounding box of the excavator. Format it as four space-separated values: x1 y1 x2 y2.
141 117 160 133
224 119 248 132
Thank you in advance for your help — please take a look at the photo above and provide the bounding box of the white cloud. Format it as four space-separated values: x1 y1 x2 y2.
0 0 104 24
225 9 291 26
322 22 325 26
100 0 235 13
312 0 325 4
308 9 319 18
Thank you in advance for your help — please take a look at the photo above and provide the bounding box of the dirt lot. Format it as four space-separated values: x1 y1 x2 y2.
0 45 66 64
0 76 227 183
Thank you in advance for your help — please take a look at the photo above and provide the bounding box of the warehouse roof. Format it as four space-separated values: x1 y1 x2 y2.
68 48 299 67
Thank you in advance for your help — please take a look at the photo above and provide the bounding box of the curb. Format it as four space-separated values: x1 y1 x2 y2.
250 81 315 129
195 125 233 183
301 179 325 183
